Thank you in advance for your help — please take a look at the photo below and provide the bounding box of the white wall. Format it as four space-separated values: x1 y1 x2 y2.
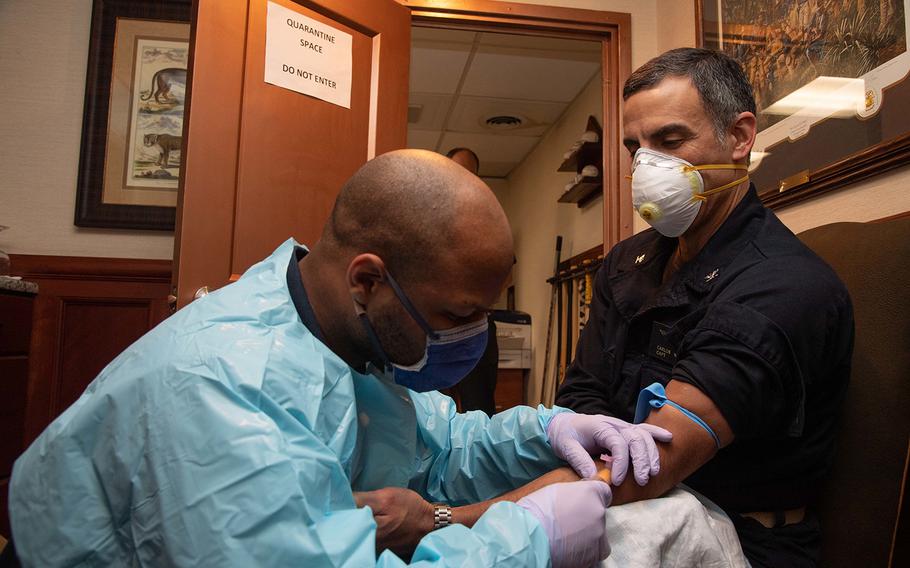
0 0 175 260
656 0 697 54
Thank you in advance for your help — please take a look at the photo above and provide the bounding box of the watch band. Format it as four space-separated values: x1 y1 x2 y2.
433 503 453 530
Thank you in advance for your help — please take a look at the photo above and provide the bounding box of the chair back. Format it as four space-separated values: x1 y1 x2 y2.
797 217 910 567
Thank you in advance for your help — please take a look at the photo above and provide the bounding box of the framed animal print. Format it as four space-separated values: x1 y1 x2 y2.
75 0 191 230
697 0 910 209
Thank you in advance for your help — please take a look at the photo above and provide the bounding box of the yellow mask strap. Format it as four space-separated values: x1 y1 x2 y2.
684 164 750 173
682 164 749 201
693 173 750 201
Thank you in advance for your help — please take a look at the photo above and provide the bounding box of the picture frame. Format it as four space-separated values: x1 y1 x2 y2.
696 0 910 209
75 0 191 231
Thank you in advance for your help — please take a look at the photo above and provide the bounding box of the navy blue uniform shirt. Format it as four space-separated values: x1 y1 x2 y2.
556 186 853 562
286 245 325 341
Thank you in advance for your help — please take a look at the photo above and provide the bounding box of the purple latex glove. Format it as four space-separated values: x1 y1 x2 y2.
546 412 673 485
517 480 612 568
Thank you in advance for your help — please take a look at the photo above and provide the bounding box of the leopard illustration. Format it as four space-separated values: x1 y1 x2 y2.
143 133 182 167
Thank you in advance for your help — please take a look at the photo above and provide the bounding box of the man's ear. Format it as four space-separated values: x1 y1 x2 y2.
347 253 386 307
728 111 757 162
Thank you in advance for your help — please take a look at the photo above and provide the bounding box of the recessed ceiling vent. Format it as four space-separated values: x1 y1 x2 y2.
485 115 523 130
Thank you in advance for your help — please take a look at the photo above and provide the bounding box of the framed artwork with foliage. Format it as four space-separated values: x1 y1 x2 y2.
697 0 910 208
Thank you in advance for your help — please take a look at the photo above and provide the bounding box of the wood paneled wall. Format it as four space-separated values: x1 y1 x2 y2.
10 255 172 445
0 290 35 539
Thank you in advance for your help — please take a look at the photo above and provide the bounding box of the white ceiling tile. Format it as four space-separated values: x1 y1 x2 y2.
461 46 600 102
407 26 602 178
447 96 567 137
409 45 471 94
407 93 454 130
407 129 442 150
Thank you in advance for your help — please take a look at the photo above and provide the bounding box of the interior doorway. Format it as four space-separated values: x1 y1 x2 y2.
405 26 605 303
402 0 629 408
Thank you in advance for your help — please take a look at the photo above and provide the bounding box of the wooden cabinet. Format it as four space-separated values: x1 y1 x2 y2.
10 255 171 446
1 257 171 539
0 284 36 538
494 368 526 413
444 368 527 414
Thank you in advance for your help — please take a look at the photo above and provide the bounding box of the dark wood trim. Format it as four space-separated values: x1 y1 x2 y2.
403 0 630 28
401 0 633 249
557 243 604 273
874 210 910 223
766 134 910 210
10 254 172 282
546 243 605 284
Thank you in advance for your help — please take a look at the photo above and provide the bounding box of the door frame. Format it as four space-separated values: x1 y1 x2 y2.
399 0 633 250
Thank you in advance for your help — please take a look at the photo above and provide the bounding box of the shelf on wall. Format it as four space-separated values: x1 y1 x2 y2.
557 115 604 207
557 141 602 172
558 179 602 207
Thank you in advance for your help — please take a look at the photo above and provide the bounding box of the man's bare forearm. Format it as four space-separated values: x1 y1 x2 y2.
452 466 585 526
455 381 733 525
453 437 706 519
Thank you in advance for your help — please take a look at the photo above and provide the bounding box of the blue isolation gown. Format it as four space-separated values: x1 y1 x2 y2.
10 239 567 567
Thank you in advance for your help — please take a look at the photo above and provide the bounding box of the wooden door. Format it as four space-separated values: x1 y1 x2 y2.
172 0 410 307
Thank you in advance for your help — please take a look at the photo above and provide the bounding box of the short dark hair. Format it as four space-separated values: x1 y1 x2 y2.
445 147 480 168
623 48 756 140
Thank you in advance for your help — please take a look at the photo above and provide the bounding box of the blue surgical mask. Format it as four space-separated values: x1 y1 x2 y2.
355 270 489 392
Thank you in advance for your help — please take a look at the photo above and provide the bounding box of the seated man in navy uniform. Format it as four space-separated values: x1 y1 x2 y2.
556 48 853 567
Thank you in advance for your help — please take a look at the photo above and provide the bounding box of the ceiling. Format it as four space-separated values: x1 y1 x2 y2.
407 27 601 178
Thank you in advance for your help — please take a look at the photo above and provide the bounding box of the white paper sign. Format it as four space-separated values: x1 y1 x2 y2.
264 1 352 108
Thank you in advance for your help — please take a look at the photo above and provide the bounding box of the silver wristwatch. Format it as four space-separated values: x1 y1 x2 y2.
433 503 453 530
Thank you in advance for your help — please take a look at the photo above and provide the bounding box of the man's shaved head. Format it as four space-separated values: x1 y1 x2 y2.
323 149 512 287
301 149 513 371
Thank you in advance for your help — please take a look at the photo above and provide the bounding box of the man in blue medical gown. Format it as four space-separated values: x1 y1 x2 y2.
10 150 670 567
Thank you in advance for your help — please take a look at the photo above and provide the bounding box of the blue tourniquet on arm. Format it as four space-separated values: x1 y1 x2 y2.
634 382 720 448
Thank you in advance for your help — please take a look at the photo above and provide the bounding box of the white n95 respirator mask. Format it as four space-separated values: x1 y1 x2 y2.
630 148 749 237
